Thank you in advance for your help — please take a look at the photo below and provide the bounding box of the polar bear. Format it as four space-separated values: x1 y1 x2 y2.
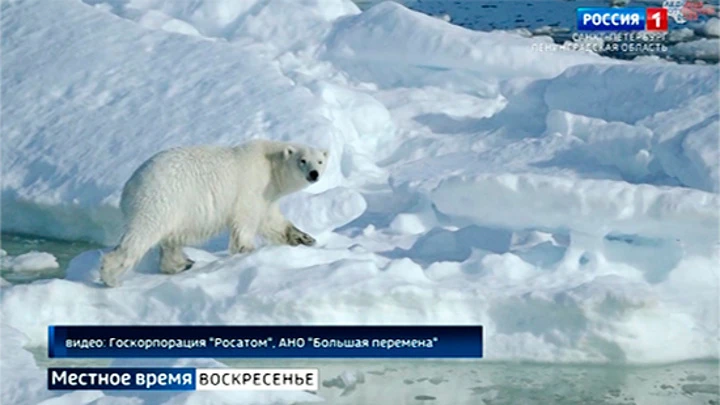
100 139 328 287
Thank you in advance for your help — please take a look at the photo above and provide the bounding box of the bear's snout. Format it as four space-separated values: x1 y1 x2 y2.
308 170 319 182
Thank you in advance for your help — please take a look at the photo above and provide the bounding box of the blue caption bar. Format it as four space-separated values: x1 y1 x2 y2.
577 8 646 31
49 325 483 358
48 367 195 391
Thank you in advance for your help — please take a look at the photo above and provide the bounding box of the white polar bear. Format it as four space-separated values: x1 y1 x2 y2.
100 139 328 287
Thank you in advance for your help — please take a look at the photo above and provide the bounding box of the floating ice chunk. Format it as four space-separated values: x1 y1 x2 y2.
433 14 451 23
670 39 720 62
667 27 695 43
322 370 366 396
1 251 59 272
696 17 720 38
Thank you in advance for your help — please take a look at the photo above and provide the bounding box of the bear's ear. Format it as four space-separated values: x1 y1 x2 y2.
283 146 296 160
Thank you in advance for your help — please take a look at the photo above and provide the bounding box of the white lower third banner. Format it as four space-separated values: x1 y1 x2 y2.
196 368 319 391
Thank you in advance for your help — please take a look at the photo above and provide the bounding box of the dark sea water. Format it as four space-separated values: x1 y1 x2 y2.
0 233 101 283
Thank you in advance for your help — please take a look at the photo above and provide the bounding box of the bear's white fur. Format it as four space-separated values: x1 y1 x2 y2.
100 139 328 287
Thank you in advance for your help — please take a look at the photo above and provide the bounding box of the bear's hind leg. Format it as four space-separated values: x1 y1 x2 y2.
100 248 127 287
100 233 151 287
159 241 194 274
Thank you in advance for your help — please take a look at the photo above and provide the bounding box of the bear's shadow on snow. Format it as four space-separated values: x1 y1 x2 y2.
380 225 513 267
198 232 231 253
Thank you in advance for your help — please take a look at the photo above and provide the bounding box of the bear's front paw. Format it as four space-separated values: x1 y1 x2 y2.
286 226 316 247
230 243 255 255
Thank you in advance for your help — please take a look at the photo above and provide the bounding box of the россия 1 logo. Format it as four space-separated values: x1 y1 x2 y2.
578 1 717 31
577 7 668 31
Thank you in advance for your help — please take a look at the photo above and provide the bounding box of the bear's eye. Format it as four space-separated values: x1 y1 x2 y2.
300 159 307 164
318 161 323 165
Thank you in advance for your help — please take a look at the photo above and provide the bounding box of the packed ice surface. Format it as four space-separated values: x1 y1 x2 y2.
2 0 719 404
670 38 720 61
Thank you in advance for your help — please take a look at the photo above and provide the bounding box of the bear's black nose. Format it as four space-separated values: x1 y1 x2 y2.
308 170 319 182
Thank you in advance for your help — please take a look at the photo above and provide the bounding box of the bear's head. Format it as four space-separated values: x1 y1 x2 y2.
284 145 329 185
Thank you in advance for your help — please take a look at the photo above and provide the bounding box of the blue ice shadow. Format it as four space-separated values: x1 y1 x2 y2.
380 225 513 267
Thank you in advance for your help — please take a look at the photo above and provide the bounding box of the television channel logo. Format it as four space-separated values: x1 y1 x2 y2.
577 7 669 31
